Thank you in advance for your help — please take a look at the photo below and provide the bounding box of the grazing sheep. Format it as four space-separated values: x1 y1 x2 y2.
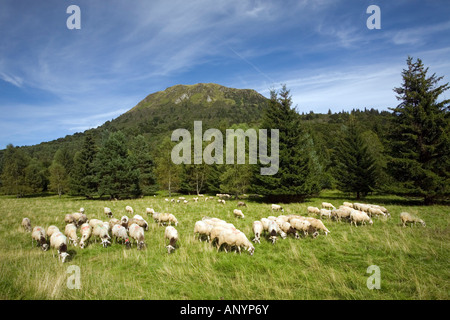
279 221 299 239
209 224 236 245
193 197 198 202
109 218 121 230
194 221 213 242
157 213 178 226
321 202 336 210
252 221 263 243
22 218 32 232
218 199 226 205
111 224 131 248
305 217 330 235
79 223 92 249
400 212 426 227
31 226 49 251
343 202 353 208
319 209 332 219
233 209 245 219
217 229 254 255
71 212 87 227
125 206 134 214
237 201 247 207
129 223 146 249
89 219 104 229
64 214 75 225
92 224 111 248
130 215 149 231
290 218 312 237
332 208 352 222
46 225 60 240
64 223 79 247
368 207 386 217
104 207 113 218
271 204 284 212
350 210 373 227
50 232 70 263
307 206 320 215
164 226 179 254
267 220 279 244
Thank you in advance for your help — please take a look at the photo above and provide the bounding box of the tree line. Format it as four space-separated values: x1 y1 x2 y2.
0 57 448 203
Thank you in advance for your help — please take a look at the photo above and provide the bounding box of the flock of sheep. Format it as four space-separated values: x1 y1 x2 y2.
21 195 426 262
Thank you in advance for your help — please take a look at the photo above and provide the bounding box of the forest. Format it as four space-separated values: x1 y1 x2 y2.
0 57 449 204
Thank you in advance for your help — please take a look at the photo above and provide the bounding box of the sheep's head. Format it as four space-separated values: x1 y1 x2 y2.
101 238 111 248
166 245 175 254
247 245 255 256
80 241 86 249
41 243 49 251
60 252 70 263
138 241 146 250
419 220 426 227
125 238 131 249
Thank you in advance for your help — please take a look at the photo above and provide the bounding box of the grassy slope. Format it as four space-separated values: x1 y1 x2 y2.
0 191 448 300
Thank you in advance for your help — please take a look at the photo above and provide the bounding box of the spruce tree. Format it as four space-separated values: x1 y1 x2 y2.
129 135 157 195
70 132 98 198
389 57 450 204
252 85 321 201
333 119 377 199
0 144 30 197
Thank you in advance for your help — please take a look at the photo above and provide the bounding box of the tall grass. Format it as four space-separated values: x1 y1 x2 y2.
0 191 448 300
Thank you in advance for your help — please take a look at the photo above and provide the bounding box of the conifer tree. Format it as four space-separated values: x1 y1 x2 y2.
389 57 450 204
70 132 98 198
252 85 321 201
334 119 377 199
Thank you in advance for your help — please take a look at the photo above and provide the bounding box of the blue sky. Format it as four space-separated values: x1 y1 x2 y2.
1 0 450 149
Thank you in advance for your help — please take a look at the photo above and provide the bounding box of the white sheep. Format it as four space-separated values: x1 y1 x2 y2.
22 218 32 232
290 218 314 237
64 223 79 247
194 221 213 242
111 224 131 248
92 224 111 247
267 220 279 244
217 229 254 255
129 223 146 249
79 223 92 249
31 226 49 251
237 201 247 207
89 219 104 230
218 199 226 205
368 207 386 217
343 202 353 208
104 207 113 218
50 231 70 263
400 212 425 227
79 208 85 214
130 215 149 231
332 207 352 222
305 217 331 235
46 225 60 240
125 206 134 214
109 218 121 230
252 221 263 244
165 226 179 254
233 209 245 219
321 202 336 210
319 209 332 219
279 221 299 239
271 204 284 212
350 210 373 227
307 206 320 215
64 214 75 225
157 213 178 226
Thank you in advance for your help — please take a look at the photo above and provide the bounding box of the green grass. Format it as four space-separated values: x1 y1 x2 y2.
0 191 448 300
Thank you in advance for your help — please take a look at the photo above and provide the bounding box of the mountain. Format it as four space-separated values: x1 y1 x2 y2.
13 83 270 162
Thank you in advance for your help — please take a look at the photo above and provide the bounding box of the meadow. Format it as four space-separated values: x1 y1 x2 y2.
0 191 448 300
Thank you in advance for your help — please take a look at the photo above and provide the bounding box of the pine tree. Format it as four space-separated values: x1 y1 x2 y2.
70 132 98 198
95 131 140 199
333 119 377 199
389 57 450 204
252 85 321 201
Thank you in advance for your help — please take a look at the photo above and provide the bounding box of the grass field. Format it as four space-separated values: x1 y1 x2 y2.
0 191 448 300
